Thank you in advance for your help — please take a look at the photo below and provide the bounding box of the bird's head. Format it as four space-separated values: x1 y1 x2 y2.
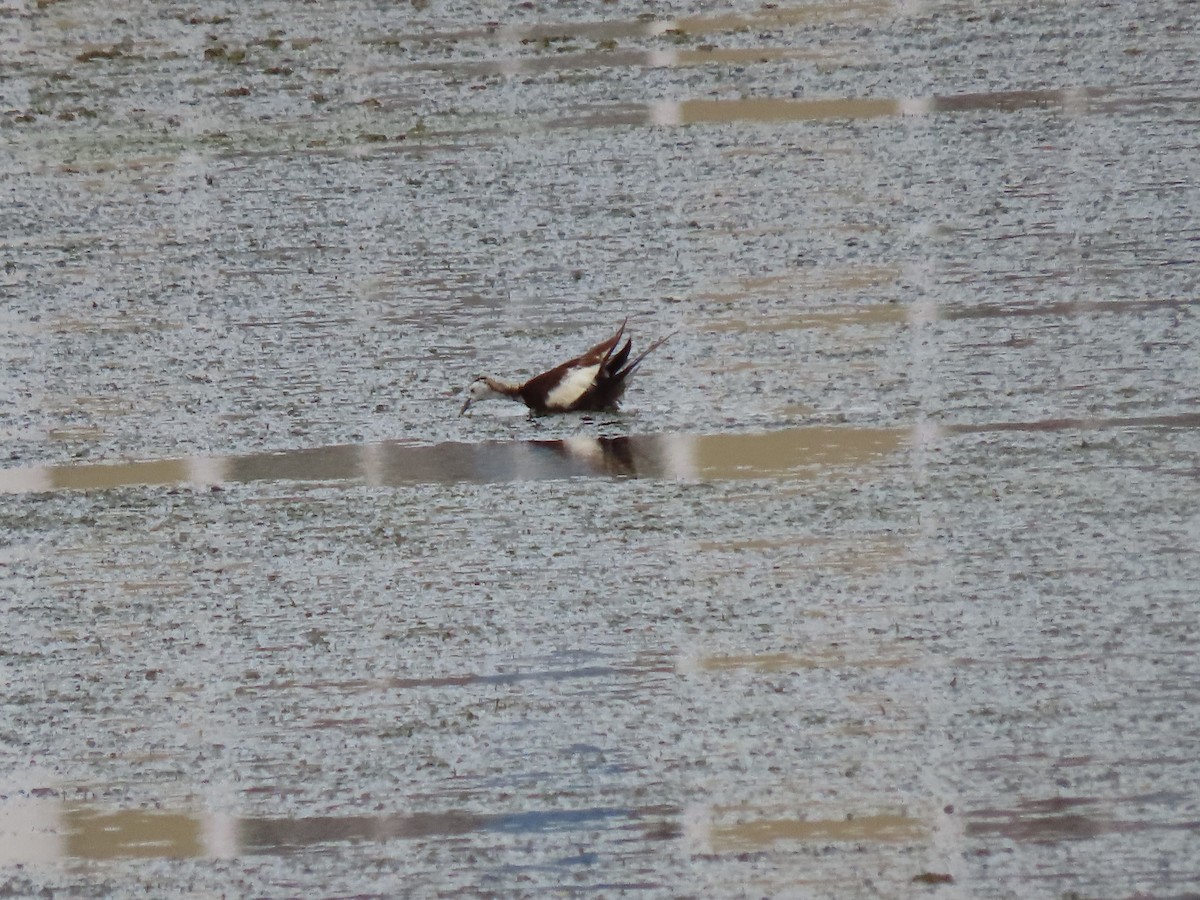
460 377 510 414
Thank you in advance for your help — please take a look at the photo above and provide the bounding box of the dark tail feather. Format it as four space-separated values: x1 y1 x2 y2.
607 338 632 374
615 331 677 382
602 318 628 365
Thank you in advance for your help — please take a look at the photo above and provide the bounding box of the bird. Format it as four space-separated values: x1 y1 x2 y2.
460 319 675 415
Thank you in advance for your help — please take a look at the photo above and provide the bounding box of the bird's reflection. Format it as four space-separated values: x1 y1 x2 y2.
0 425 909 495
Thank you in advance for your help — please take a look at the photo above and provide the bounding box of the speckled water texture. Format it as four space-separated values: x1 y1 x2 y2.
2 0 1199 897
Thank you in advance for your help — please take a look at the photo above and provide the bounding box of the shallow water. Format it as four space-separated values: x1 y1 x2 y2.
3 0 1200 896
0 425 905 493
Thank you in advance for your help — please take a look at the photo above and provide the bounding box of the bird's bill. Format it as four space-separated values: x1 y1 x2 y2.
459 397 473 415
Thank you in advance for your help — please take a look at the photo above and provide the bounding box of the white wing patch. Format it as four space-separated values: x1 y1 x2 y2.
544 363 600 410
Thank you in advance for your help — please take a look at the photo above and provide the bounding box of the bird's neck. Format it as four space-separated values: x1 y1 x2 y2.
485 377 523 400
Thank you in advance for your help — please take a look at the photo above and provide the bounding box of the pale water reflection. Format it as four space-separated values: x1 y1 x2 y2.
0 799 673 861
1 796 945 862
8 409 1194 495
708 813 925 852
668 86 1132 125
0 426 907 495
686 647 913 675
565 86 1155 130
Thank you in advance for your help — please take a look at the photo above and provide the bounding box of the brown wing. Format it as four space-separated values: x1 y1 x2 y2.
517 321 627 410
576 330 676 411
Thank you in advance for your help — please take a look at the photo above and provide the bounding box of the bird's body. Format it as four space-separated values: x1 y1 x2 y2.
461 320 673 415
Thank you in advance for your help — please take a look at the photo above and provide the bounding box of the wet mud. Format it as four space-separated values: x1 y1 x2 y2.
3 0 1200 897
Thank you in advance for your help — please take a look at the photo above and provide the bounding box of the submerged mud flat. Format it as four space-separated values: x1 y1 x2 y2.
3 0 1200 896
